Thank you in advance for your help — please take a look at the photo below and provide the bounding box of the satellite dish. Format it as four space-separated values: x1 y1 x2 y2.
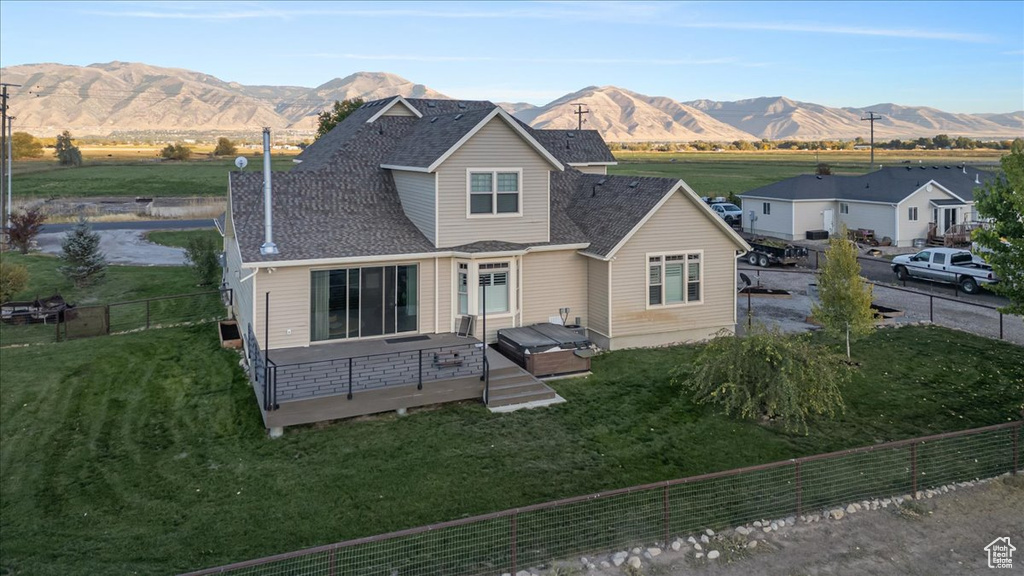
234 156 248 170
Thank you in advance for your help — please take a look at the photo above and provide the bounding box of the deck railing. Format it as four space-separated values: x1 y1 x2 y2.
259 340 484 411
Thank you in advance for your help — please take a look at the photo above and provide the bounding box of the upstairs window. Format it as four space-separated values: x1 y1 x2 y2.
469 170 520 215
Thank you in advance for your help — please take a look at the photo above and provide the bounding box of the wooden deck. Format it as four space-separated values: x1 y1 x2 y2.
254 335 556 429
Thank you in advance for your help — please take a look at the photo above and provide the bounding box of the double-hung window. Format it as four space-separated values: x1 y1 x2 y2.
840 203 849 214
762 202 771 215
469 170 520 215
908 207 918 221
457 263 469 315
648 253 701 307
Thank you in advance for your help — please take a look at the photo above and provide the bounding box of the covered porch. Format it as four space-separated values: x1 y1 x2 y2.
247 332 556 430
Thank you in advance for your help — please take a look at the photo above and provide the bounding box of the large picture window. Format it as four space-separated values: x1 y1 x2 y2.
648 253 701 307
310 264 418 341
468 170 520 215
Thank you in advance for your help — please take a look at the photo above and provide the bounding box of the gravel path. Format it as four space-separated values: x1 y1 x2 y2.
736 266 1024 346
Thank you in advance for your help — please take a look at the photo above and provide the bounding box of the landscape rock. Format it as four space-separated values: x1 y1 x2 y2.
627 556 642 570
700 534 710 544
747 540 759 549
830 508 845 520
671 541 682 551
516 571 531 576
694 543 703 552
770 522 779 531
647 547 662 557
631 547 642 555
846 504 857 514
763 526 772 533
580 557 588 565
600 561 610 569
705 528 715 537
708 550 721 560
785 516 796 525
736 526 750 535
612 556 626 567
696 552 704 559
753 521 762 528
687 536 697 545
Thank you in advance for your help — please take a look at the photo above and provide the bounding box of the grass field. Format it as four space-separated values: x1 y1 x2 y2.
146 229 223 249
10 155 296 198
0 324 1020 574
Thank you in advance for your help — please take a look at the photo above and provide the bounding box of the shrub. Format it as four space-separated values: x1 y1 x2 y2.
58 217 107 288
160 143 192 161
671 324 850 433
0 256 29 303
4 209 47 254
184 235 221 286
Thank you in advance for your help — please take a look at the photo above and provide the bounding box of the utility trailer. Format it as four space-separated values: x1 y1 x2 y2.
743 241 809 267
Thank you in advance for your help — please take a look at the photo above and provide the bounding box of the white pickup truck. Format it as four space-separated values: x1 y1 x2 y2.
891 248 998 294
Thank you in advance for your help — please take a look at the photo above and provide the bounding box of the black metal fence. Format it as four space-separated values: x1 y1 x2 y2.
0 289 232 347
181 421 1021 576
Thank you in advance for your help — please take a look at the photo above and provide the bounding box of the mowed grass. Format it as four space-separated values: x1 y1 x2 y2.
11 155 295 198
146 229 223 249
0 324 1021 574
609 160 851 198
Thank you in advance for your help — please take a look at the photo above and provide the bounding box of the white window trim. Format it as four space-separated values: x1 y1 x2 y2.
645 251 704 310
452 258 517 321
908 206 918 221
762 202 771 215
465 168 523 219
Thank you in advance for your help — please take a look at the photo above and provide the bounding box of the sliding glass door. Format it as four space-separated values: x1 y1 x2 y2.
310 264 418 342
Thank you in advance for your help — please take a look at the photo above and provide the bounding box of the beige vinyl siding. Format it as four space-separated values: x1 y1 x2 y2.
392 170 436 244
586 257 610 338
224 235 254 337
612 191 737 345
521 250 588 327
382 102 416 116
792 200 838 239
741 197 794 240
253 258 439 351
898 186 968 247
573 165 608 175
435 118 551 247
836 201 896 242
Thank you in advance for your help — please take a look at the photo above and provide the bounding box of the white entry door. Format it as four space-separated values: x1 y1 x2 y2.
823 209 835 234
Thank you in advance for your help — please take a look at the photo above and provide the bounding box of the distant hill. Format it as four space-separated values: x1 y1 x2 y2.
0 61 1019 141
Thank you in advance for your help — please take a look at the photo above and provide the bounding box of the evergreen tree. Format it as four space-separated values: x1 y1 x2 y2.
812 225 875 358
58 218 107 287
54 130 83 167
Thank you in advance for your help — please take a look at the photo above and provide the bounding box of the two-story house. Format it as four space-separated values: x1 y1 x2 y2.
222 96 749 432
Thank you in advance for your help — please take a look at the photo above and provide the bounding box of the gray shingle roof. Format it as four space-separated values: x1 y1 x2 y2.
531 130 616 165
232 94 688 263
739 166 995 203
552 171 678 257
382 108 494 169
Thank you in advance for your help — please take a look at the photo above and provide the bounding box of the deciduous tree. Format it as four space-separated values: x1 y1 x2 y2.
812 225 875 358
213 137 237 156
54 130 82 167
315 98 365 140
12 132 43 159
3 209 46 254
160 143 192 161
972 141 1024 314
672 324 850 434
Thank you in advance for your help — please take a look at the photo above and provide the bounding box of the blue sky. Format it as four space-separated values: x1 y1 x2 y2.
1 1 1022 113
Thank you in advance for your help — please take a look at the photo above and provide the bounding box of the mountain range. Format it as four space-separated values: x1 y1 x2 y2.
0 62 1019 141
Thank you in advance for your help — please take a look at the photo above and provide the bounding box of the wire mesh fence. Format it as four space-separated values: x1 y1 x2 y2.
182 421 1021 576
0 290 230 347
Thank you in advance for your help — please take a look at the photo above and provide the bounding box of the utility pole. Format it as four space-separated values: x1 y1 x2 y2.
570 103 590 131
0 83 20 233
6 116 12 227
861 111 882 169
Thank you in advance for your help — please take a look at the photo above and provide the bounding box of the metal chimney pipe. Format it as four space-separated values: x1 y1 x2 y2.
260 127 279 255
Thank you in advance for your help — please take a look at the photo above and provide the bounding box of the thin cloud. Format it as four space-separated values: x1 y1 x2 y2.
306 52 745 67
672 21 990 43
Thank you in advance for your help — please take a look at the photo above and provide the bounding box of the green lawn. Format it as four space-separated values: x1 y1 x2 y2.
146 229 223 249
0 324 1021 575
11 156 295 199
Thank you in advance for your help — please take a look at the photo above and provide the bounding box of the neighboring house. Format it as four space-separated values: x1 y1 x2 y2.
738 166 995 246
222 95 749 430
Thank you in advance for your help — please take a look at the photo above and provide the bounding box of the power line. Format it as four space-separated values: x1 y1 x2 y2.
570 103 589 131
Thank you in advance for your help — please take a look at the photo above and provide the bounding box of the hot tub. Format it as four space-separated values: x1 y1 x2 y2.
497 323 593 377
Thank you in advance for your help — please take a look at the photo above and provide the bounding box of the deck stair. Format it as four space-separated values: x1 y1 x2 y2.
484 358 562 410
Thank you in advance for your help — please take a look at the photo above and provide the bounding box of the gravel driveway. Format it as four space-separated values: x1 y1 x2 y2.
736 266 1024 346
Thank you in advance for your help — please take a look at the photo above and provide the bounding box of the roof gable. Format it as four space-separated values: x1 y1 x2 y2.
365 96 423 122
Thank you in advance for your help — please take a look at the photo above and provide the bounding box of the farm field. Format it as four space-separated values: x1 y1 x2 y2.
1 324 1021 575
9 155 296 198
